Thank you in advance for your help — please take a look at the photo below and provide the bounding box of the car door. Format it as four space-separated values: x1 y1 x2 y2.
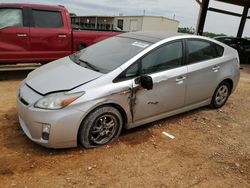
185 39 224 106
0 7 30 63
29 8 72 61
131 40 187 122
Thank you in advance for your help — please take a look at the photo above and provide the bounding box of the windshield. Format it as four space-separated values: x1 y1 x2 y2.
70 36 152 73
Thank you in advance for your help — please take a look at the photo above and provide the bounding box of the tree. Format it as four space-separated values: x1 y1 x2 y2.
178 27 195 34
178 27 227 38
202 32 226 38
70 13 77 17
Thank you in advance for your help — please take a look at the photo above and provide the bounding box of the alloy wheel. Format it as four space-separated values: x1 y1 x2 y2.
215 85 229 106
90 114 118 145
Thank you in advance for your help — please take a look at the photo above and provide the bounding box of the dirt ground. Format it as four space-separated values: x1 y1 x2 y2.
0 66 249 188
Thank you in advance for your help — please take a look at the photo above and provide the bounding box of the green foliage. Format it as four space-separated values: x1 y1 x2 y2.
202 32 226 38
70 13 77 17
178 27 195 34
178 27 227 38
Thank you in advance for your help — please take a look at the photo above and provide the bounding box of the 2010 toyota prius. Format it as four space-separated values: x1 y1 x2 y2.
17 32 240 149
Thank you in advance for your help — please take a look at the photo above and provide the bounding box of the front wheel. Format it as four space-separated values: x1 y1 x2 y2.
78 106 123 148
210 81 231 109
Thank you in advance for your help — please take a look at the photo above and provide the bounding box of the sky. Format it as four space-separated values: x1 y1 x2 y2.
1 0 249 36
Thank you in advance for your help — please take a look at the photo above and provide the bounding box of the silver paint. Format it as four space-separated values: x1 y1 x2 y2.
17 32 240 148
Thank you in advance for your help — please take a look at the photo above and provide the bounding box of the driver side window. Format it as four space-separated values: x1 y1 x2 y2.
141 41 183 74
114 41 184 82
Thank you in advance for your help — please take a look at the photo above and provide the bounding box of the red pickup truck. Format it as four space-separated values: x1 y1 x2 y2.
0 3 120 64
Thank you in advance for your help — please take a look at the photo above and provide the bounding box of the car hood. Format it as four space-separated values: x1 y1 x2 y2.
26 56 103 95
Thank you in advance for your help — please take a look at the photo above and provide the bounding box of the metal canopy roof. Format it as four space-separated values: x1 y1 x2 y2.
197 0 249 37
216 0 250 7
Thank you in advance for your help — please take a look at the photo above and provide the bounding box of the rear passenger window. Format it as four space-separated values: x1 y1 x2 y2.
32 9 63 28
215 44 224 57
0 8 23 28
187 40 224 64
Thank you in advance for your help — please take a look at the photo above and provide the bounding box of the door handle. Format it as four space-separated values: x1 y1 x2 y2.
58 34 67 38
212 65 220 72
176 76 186 83
17 33 28 37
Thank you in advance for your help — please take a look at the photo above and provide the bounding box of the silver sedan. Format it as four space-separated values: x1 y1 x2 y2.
17 32 240 148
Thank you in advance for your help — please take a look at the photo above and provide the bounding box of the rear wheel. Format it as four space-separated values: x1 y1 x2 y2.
78 106 123 148
78 44 86 50
210 81 231 109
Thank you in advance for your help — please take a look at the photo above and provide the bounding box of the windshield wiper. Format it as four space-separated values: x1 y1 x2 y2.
78 59 100 72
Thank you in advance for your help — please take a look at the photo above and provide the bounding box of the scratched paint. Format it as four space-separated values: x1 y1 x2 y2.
153 75 169 83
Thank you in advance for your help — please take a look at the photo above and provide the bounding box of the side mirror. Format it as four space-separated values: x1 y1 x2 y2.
140 75 153 90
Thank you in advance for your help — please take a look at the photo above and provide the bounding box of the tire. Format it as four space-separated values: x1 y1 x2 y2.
78 44 86 50
78 106 123 148
210 81 231 109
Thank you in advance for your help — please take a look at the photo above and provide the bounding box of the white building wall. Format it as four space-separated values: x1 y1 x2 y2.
72 15 179 32
142 17 179 32
114 17 143 32
114 16 179 32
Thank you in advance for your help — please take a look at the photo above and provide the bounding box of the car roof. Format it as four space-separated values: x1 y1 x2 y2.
118 31 186 43
0 3 66 11
214 36 247 41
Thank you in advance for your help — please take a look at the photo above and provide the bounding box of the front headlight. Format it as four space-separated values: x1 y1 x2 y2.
34 92 84 110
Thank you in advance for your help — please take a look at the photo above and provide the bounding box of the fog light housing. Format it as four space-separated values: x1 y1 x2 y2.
42 124 51 140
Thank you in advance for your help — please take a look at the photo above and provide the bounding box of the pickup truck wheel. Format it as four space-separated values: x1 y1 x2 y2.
210 81 231 109
78 44 86 50
78 106 123 148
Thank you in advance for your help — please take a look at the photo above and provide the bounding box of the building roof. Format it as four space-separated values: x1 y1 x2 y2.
115 15 179 23
71 16 115 18
0 3 66 10
216 0 250 7
71 15 179 23
119 31 185 43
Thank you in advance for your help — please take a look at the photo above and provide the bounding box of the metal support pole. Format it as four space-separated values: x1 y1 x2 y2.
196 2 202 34
197 0 210 35
95 16 98 29
237 6 249 38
